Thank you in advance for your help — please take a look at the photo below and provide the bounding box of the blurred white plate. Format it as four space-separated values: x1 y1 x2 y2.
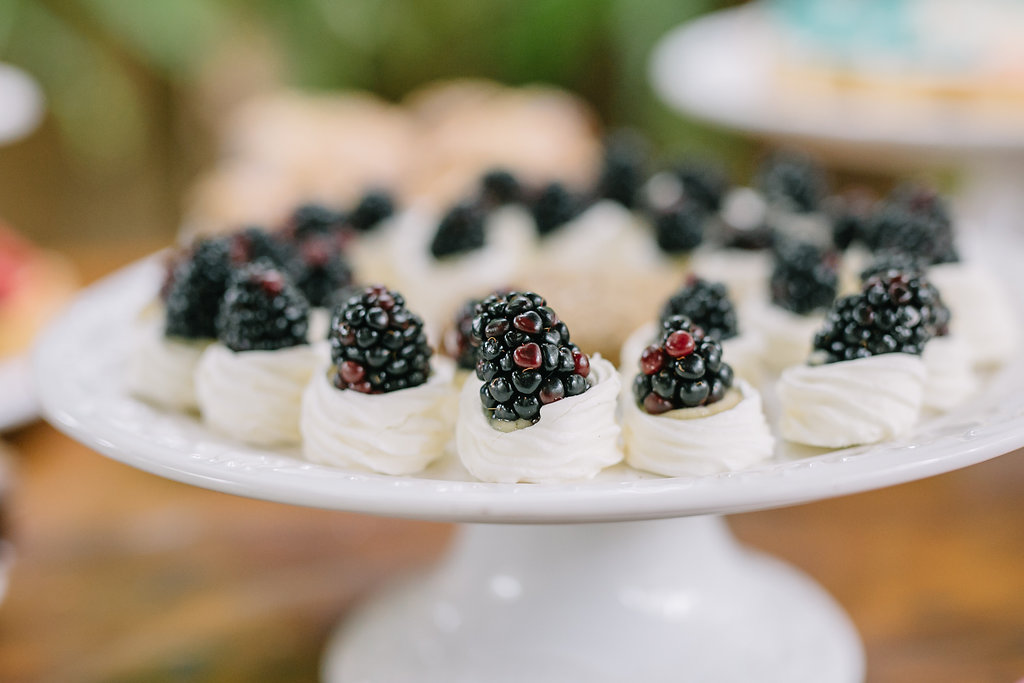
0 63 44 145
0 355 38 432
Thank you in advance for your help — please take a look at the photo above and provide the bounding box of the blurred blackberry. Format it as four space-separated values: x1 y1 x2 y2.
632 314 734 415
660 277 738 341
653 201 705 254
721 223 776 251
812 272 940 363
445 298 482 371
869 186 959 264
531 182 584 236
674 162 728 212
287 204 346 240
480 169 523 207
349 190 395 232
770 241 839 315
756 151 827 213
165 238 232 340
859 250 927 282
229 226 294 268
289 235 354 307
159 244 193 302
430 202 486 259
826 189 877 250
471 291 590 423
330 286 432 394
597 132 647 209
215 263 309 352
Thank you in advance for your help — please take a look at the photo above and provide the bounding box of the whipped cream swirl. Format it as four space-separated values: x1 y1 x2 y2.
195 342 322 446
928 263 1018 368
749 301 822 372
778 353 926 448
456 356 622 483
301 357 456 475
127 310 209 411
622 380 774 477
922 335 977 412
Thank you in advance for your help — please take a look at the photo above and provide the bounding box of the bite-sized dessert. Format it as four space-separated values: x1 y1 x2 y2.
750 240 839 372
622 315 774 477
195 263 320 446
301 286 455 475
778 272 937 447
455 291 621 483
128 239 231 411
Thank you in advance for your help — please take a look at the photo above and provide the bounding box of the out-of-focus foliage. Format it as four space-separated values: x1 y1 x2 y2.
0 0 733 165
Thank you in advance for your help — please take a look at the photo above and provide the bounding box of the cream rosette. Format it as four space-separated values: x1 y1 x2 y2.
622 380 774 477
455 355 622 483
922 336 977 412
127 309 209 412
778 353 927 448
748 301 823 373
301 357 456 475
195 342 321 446
928 263 1018 368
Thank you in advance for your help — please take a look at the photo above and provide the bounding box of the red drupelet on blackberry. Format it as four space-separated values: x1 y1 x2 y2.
329 285 432 394
632 315 734 415
165 238 232 340
660 276 738 341
429 202 486 259
470 291 590 423
812 271 945 364
770 240 839 315
216 262 310 352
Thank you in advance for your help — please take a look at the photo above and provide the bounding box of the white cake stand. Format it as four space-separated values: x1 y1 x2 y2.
649 5 1024 235
34 252 1024 682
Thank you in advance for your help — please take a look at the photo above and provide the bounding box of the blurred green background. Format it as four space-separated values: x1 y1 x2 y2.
0 0 742 247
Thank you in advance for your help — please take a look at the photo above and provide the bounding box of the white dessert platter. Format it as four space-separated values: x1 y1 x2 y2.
649 4 1024 235
34 243 1024 682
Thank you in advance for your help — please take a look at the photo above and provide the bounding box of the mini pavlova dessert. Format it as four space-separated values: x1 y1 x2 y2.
128 238 231 411
623 315 774 477
455 291 621 483
301 286 455 475
778 271 938 448
194 262 320 446
749 240 839 372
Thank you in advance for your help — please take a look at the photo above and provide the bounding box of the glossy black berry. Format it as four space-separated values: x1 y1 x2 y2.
660 277 738 341
812 271 945 364
330 285 432 393
165 238 232 340
531 182 584 236
757 151 827 213
634 315 734 414
653 201 705 254
471 291 589 424
597 131 647 209
430 202 485 259
216 263 309 352
770 241 839 315
349 190 394 232
444 298 482 371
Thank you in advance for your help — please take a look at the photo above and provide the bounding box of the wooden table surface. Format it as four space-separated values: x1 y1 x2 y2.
0 243 1022 683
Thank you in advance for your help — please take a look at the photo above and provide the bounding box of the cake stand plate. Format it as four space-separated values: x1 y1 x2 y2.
33 253 1024 682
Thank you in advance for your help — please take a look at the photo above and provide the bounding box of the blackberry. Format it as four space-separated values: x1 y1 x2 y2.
216 263 309 352
479 169 523 207
444 298 481 371
470 291 590 424
660 276 738 341
165 238 232 340
770 241 839 315
159 244 192 302
289 235 354 307
653 201 705 254
287 204 346 240
597 131 647 209
329 285 432 394
812 271 942 363
674 162 728 212
827 189 877 250
531 182 584 236
348 190 395 232
757 151 827 213
869 186 959 264
859 250 927 282
632 314 734 415
430 202 485 259
228 226 294 268
721 223 776 251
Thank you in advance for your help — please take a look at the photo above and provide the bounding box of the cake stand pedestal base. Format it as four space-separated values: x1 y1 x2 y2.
323 516 864 682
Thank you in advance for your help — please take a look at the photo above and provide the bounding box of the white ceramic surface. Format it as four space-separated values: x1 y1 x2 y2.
324 517 863 683
33 251 1024 524
0 355 39 432
0 63 44 145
